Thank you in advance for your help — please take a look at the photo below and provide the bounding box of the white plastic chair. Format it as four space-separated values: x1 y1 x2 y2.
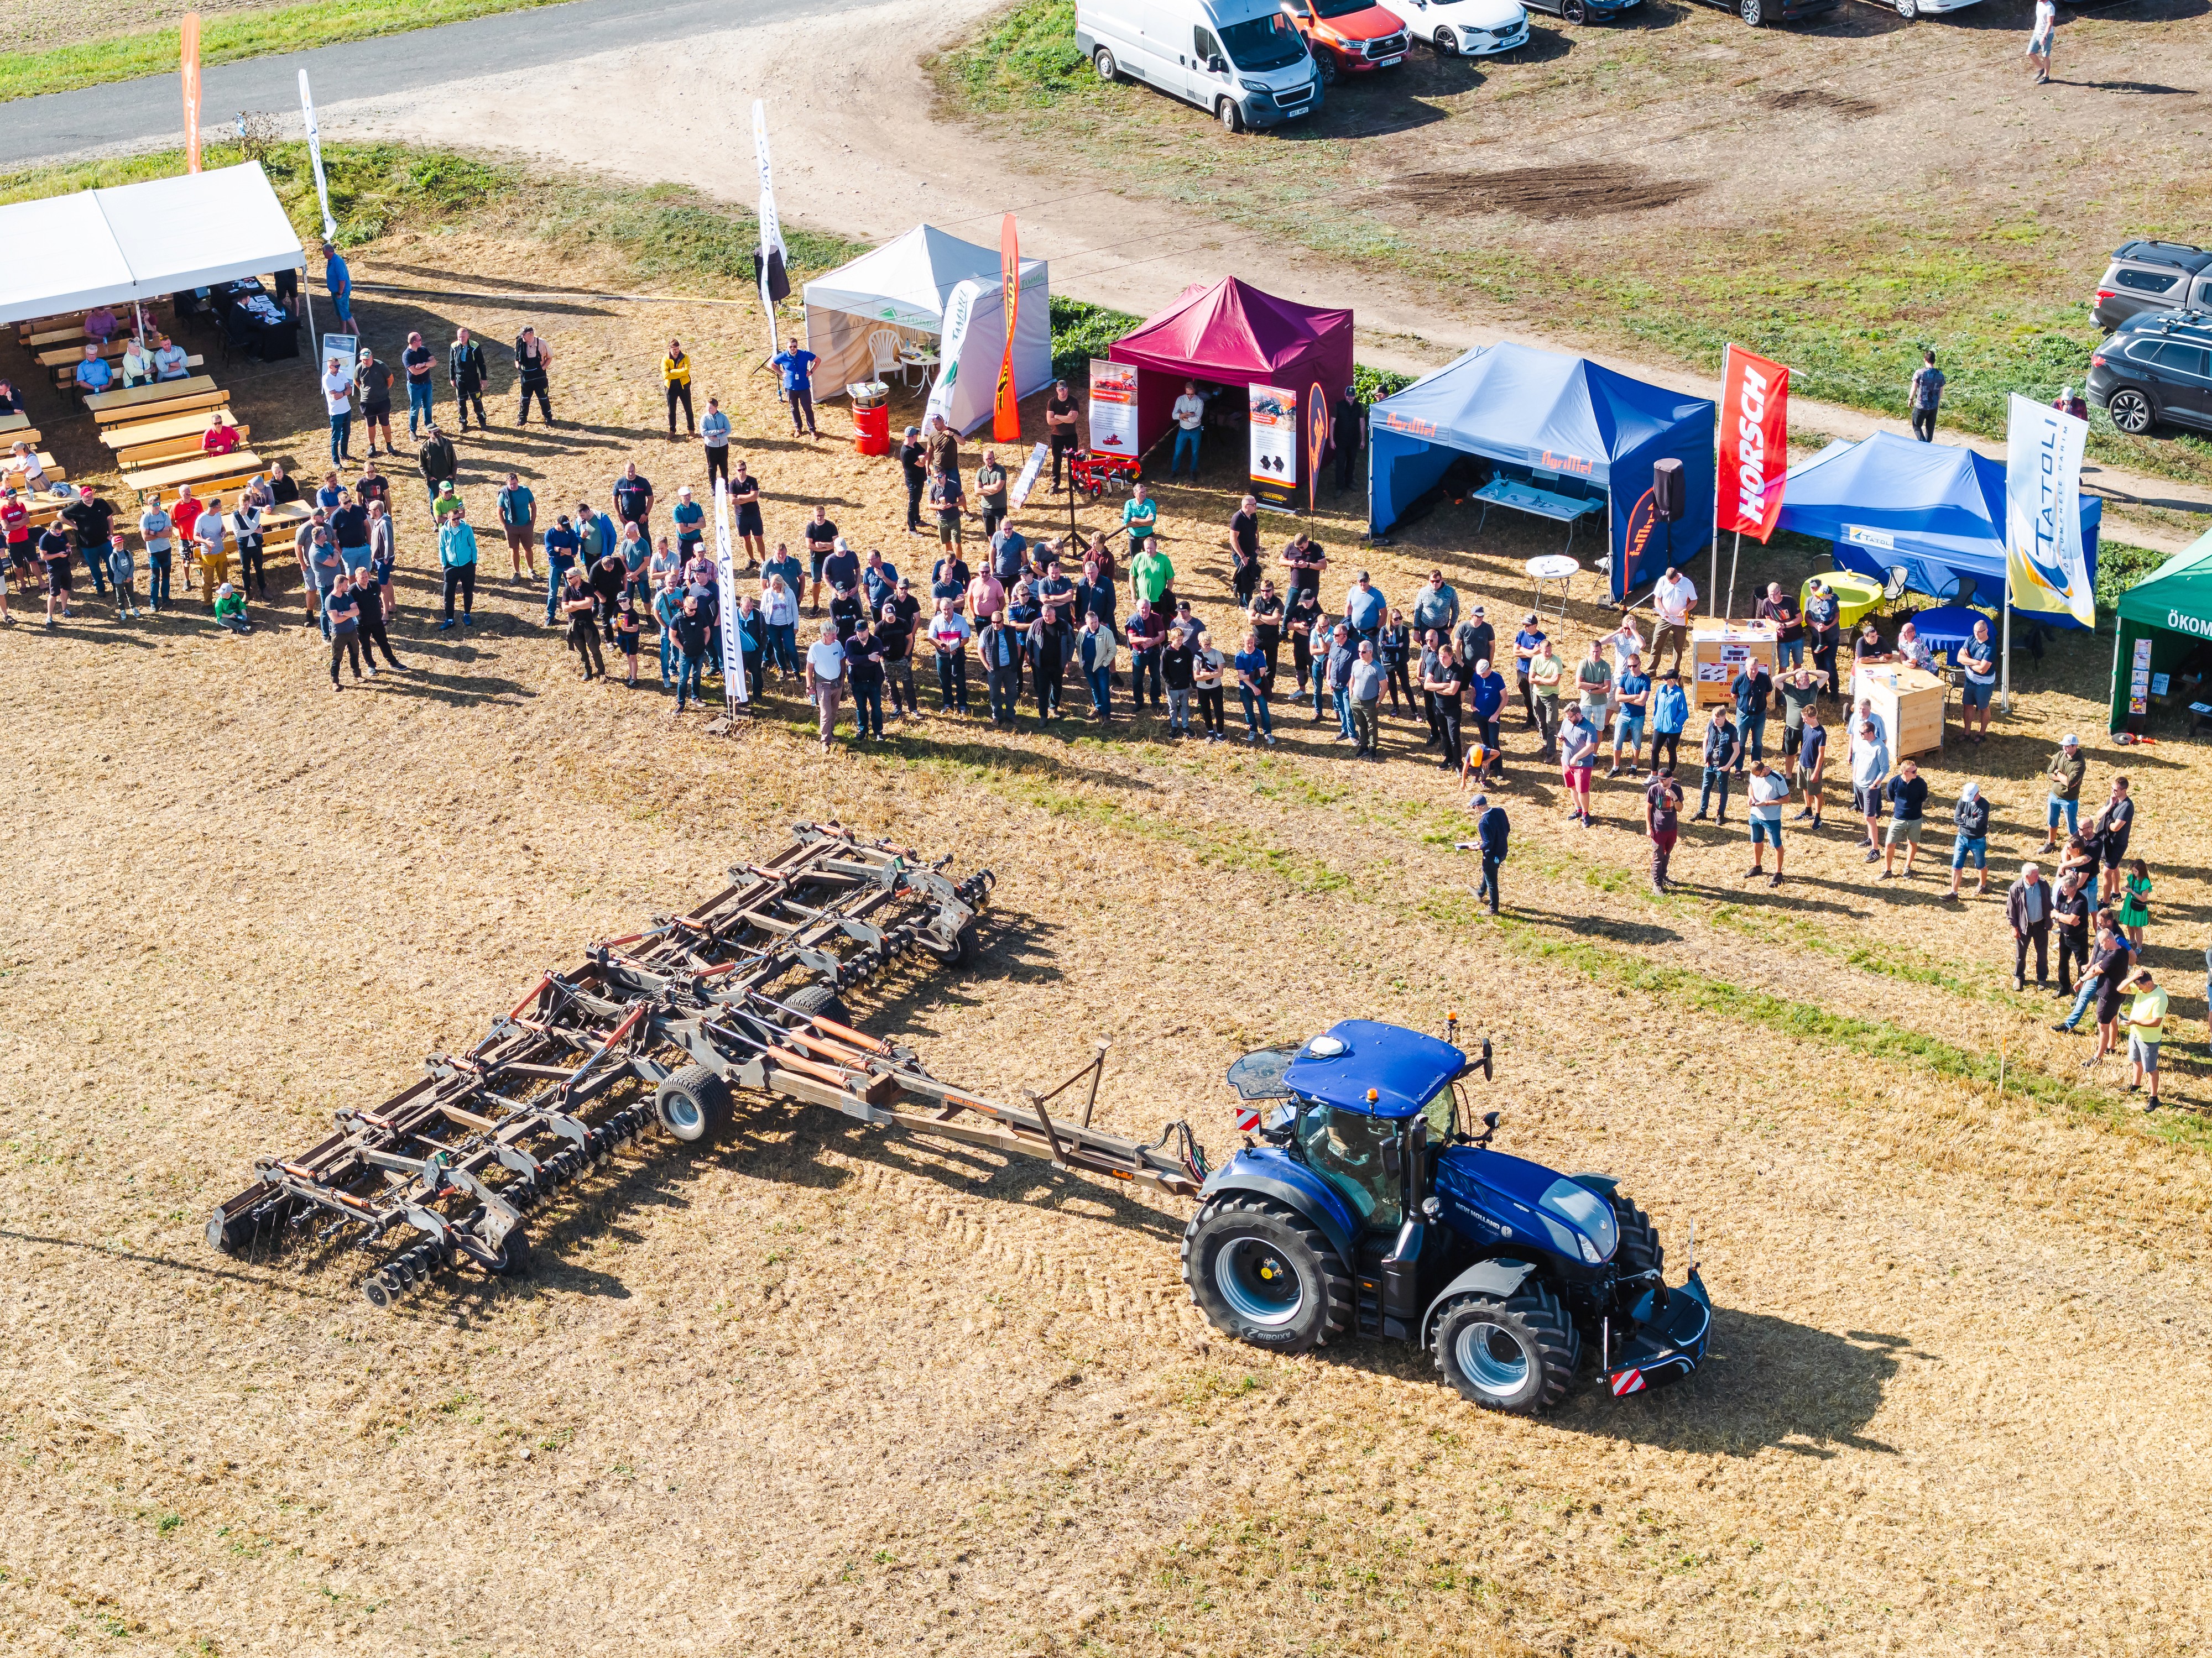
867 328 904 385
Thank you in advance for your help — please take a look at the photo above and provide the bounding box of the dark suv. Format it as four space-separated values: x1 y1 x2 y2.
2086 310 2212 436
2093 240 2212 332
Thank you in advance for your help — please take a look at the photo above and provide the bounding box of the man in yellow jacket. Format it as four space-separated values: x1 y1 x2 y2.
662 338 693 438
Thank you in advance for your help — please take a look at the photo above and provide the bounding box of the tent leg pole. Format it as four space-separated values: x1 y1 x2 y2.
1725 530 1741 621
2001 592 2012 716
1708 521 1719 621
2108 620 2125 734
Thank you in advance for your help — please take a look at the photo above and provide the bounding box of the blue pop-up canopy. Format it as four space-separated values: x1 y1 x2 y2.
1774 432 2101 625
1366 343 1715 601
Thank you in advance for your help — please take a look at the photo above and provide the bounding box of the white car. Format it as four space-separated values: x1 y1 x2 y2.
1374 0 1531 54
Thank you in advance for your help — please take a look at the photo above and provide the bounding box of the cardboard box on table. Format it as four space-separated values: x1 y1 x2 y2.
1853 663 1947 759
1690 619 1778 707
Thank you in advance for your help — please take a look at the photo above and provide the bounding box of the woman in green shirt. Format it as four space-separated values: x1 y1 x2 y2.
2117 859 2152 948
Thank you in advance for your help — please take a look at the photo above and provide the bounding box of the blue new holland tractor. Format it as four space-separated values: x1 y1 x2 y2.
1182 1019 1711 1413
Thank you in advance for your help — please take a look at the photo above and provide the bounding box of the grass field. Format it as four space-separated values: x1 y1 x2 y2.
4 149 2211 1655
937 0 2212 491
0 0 566 101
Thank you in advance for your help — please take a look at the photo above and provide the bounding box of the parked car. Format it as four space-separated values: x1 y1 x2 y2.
1078 0 1324 131
1688 0 1834 25
2093 240 2212 332
2086 310 2212 436
1282 0 1412 81
1519 0 1640 24
1373 0 1530 53
1874 0 1984 19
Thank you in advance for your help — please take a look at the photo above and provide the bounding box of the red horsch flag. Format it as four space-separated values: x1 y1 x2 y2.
993 214 1022 443
1718 344 1790 542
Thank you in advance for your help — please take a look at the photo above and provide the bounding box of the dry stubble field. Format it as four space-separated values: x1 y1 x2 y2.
3 227 2212 1657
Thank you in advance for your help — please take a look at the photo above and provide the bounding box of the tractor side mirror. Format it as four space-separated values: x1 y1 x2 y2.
1474 1110 1501 1148
1480 1037 1494 1082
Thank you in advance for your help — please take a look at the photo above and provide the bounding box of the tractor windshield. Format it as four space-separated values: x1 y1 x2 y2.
1295 1101 1403 1231
1418 1085 1456 1146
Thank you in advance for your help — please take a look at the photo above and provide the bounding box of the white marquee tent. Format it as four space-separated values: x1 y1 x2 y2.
0 162 305 327
802 224 1051 435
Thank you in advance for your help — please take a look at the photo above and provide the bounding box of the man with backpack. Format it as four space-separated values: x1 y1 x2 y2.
448 327 489 432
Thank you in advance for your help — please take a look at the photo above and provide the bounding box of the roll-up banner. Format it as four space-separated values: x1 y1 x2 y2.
2004 393 2093 627
925 280 987 435
1089 360 1138 458
1248 383 1297 511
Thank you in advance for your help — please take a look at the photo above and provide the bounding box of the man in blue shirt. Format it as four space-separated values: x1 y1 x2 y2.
74 346 113 398
542 514 580 625
1344 571 1386 647
770 333 820 438
700 396 732 490
1729 657 1772 771
1467 656 1506 782
1610 655 1651 777
322 241 352 326
1960 616 1996 743
1511 615 1546 726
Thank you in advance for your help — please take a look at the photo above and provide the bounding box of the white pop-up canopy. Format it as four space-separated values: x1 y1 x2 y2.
0 161 306 327
802 223 1052 430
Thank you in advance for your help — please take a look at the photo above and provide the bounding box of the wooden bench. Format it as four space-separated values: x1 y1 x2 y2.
87 377 225 424
121 450 267 494
0 426 44 450
115 425 252 468
99 408 242 451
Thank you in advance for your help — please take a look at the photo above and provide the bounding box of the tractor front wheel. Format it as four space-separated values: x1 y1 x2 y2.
1181 1194 1354 1353
1609 1192 1665 1279
1433 1283 1578 1413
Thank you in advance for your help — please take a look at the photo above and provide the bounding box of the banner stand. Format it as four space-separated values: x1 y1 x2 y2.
2001 592 2012 716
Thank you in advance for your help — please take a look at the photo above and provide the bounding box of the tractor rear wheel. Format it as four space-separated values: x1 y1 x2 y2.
1181 1194 1354 1353
1610 1192 1665 1279
654 1063 732 1144
1433 1282 1578 1413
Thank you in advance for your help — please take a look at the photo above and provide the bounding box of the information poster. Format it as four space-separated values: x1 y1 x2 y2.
1248 382 1297 510
2129 636 2153 717
1088 359 1138 457
320 331 357 377
1008 441 1049 511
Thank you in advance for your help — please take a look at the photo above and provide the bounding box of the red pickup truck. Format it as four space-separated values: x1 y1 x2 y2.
1282 0 1411 82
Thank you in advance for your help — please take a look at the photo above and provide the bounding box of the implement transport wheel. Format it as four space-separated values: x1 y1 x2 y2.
483 1228 532 1277
782 981 854 1029
1434 1283 1578 1414
1610 1192 1665 1279
921 924 977 967
1181 1194 1354 1353
654 1063 733 1144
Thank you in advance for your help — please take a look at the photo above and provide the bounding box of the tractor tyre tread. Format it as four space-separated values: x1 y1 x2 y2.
654 1062 733 1144
781 981 854 1029
1181 1193 1354 1354
1433 1281 1578 1413
1610 1192 1665 1280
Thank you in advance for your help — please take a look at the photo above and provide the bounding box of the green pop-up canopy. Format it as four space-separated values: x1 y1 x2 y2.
2109 526 2212 731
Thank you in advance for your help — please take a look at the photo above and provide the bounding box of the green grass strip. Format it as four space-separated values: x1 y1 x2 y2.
0 0 577 104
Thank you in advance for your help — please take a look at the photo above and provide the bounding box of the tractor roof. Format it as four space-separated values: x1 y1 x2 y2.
1281 1019 1468 1120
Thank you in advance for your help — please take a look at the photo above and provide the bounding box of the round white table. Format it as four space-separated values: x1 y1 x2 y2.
1527 553 1579 623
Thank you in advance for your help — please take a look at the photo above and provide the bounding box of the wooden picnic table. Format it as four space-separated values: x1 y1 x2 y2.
99 408 242 451
0 411 32 436
87 377 223 423
35 336 133 369
53 354 202 391
122 450 266 494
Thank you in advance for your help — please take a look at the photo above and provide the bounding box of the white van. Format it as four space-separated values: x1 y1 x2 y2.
1076 0 1325 132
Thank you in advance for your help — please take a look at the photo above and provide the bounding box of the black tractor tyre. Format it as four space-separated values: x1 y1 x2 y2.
920 924 977 967
654 1063 733 1144
1433 1283 1578 1413
1181 1194 1355 1354
1610 1192 1665 1279
781 981 853 1029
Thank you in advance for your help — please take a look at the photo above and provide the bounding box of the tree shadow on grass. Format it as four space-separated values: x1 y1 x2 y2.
1507 908 1683 948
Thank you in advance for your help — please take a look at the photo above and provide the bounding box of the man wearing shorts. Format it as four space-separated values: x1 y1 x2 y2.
1948 780 1991 901
2122 967 2164 1108
37 518 73 627
729 462 765 569
928 467 966 555
1850 716 1888 860
1557 704 1598 828
1610 653 1648 777
1745 759 1789 886
1881 757 1929 878
1960 618 1996 741
498 472 538 580
804 505 839 614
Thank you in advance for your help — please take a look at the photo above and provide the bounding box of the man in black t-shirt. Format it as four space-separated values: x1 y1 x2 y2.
37 522 74 627
1229 494 1261 604
356 348 395 457
612 464 654 537
1881 759 1930 880
61 491 117 598
805 508 839 611
822 537 860 600
1045 381 1080 488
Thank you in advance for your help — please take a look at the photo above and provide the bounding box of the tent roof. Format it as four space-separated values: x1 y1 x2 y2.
1774 432 2017 570
2115 526 2212 627
1109 277 1352 383
0 163 305 327
1368 342 1710 482
802 224 1045 334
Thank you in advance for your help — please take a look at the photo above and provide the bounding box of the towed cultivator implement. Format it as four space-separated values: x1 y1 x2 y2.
210 823 1207 1309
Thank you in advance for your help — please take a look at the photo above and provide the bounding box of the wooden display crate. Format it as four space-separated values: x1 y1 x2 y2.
1690 618 1778 707
1853 663 1947 759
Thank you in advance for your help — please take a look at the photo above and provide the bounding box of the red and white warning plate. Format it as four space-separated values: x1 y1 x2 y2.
1609 1367 1647 1397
